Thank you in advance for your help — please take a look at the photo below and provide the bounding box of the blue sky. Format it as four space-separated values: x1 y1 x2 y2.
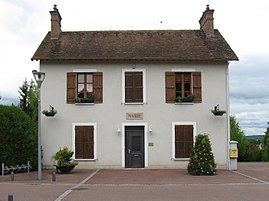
0 0 269 135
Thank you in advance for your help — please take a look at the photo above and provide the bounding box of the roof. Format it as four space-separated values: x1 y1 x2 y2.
31 29 238 61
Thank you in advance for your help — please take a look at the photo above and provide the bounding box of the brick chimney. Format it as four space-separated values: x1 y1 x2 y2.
199 5 214 37
50 5 62 39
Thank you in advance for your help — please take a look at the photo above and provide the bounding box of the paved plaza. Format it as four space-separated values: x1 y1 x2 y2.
0 163 268 201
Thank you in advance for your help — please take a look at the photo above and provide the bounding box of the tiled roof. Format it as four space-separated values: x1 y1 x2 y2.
32 30 238 61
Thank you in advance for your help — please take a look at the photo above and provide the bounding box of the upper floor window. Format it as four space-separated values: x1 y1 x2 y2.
122 69 146 104
165 72 202 103
67 72 103 104
77 73 93 98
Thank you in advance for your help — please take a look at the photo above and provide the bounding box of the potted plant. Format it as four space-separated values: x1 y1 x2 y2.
76 96 94 103
42 105 57 117
175 95 195 103
52 147 78 173
211 104 226 116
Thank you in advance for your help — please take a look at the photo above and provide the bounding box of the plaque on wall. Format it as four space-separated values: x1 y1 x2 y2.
126 112 143 120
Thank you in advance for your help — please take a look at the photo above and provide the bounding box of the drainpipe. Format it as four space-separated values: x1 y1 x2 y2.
226 62 231 170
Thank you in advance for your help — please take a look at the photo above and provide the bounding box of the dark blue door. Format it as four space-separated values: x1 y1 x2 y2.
125 126 145 168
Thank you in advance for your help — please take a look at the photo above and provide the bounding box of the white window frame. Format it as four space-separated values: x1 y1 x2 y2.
122 68 146 104
72 122 97 161
121 122 149 168
172 122 196 161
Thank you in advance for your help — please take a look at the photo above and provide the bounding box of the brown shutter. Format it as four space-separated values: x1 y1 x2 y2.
75 126 84 159
175 125 193 158
165 72 176 103
125 72 143 103
75 126 94 159
134 72 143 102
193 72 202 103
93 72 103 103
67 72 77 104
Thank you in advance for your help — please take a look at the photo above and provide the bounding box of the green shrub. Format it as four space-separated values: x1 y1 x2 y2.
0 105 37 167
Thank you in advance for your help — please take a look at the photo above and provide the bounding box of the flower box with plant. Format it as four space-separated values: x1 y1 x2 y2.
52 147 78 173
42 105 57 117
175 95 195 103
76 96 94 104
211 104 226 116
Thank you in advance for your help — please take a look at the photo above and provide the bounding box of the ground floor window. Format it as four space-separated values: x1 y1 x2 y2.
173 123 195 159
74 125 95 159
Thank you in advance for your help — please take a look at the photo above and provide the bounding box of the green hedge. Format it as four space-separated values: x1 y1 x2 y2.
0 105 37 168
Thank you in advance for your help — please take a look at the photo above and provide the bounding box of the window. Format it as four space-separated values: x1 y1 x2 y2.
67 72 103 104
77 73 93 98
173 124 194 159
165 72 202 103
75 125 95 159
122 69 146 103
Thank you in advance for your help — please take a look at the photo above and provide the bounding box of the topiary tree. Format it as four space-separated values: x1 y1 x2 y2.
0 105 37 168
187 133 216 175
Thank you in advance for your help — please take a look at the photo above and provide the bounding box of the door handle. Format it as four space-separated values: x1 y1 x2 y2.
134 154 139 157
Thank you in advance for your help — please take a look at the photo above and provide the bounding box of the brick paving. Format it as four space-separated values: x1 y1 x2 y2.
0 163 268 201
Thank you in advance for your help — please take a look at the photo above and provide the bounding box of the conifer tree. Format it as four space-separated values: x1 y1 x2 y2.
187 134 216 175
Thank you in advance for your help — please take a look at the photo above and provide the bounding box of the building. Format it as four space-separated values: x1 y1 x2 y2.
32 5 238 169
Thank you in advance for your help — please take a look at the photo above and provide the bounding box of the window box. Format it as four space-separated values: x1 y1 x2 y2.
76 96 94 104
175 95 194 103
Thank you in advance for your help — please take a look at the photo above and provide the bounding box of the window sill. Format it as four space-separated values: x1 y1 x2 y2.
75 103 95 105
174 102 194 105
173 158 190 161
123 102 145 105
74 158 97 161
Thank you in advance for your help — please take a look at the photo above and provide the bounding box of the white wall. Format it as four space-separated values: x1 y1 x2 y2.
40 61 229 169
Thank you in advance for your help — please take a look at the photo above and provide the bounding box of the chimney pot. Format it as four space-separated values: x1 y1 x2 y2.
199 5 215 37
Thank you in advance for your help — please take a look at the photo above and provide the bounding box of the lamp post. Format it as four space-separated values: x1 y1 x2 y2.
32 70 45 180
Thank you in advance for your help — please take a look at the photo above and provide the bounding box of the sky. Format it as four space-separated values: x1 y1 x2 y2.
0 0 269 136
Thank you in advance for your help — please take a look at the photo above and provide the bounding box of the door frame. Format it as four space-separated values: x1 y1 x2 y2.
121 122 148 168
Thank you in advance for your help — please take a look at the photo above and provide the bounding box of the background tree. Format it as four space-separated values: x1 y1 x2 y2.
0 105 37 167
230 115 249 161
262 122 269 161
18 79 30 115
18 79 38 122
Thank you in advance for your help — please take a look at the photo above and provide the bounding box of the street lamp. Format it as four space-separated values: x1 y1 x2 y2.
32 70 45 180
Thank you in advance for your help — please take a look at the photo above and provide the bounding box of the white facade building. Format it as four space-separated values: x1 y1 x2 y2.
32 5 238 169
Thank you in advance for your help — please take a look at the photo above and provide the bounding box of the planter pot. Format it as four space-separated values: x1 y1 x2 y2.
44 112 56 117
56 165 75 173
211 110 226 116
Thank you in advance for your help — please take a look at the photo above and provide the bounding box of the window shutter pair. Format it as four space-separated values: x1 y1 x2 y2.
175 125 193 158
67 72 103 104
125 72 143 103
75 126 94 159
165 72 202 103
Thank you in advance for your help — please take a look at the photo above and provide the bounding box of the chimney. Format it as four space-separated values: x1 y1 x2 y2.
199 5 214 37
50 5 62 39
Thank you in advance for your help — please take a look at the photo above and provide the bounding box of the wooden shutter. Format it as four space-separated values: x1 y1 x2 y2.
134 72 143 102
125 72 143 103
67 72 77 104
165 72 176 103
175 125 193 158
93 72 103 103
193 72 202 103
75 126 94 159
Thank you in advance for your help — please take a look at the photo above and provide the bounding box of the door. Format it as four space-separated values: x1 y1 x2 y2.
125 126 145 168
